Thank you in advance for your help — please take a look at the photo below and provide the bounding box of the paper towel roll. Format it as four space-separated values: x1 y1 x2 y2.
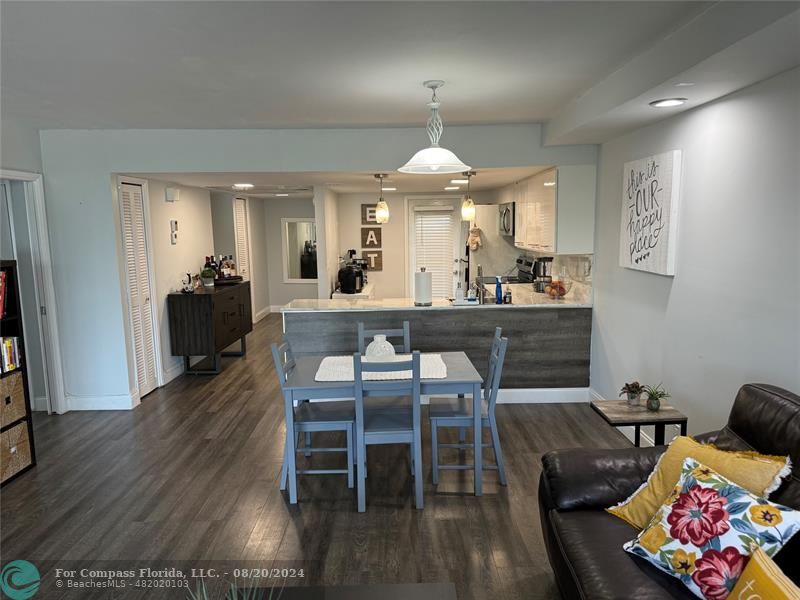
414 269 432 306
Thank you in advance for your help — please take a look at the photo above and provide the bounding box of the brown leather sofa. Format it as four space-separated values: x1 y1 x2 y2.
539 384 800 599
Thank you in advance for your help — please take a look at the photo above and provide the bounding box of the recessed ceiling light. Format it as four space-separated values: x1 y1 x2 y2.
450 179 469 184
649 98 687 108
232 183 254 190
674 82 695 87
382 187 397 191
444 186 460 191
275 193 289 197
543 182 556 187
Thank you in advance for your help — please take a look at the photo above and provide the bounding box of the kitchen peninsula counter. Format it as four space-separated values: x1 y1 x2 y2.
281 285 593 389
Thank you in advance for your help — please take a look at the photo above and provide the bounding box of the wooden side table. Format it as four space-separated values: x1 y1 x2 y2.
590 399 688 446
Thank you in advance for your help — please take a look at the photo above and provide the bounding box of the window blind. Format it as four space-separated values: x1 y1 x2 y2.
414 210 454 298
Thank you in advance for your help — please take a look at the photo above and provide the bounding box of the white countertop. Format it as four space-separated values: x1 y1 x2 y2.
282 283 591 312
331 282 375 299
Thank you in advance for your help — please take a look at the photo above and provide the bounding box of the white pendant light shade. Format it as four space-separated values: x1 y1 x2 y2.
399 146 470 175
460 170 477 221
374 173 390 223
399 80 470 175
375 199 390 224
461 196 475 221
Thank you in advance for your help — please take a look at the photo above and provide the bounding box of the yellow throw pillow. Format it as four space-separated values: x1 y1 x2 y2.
607 436 790 529
729 547 800 599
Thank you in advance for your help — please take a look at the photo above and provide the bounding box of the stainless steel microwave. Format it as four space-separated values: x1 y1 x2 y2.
499 202 515 236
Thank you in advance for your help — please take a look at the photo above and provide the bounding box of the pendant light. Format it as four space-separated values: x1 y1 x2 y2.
374 173 390 224
461 170 476 221
399 80 471 175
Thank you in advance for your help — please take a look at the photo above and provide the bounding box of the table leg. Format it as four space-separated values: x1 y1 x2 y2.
680 421 687 436
634 425 641 447
284 391 298 504
654 424 666 446
473 382 482 496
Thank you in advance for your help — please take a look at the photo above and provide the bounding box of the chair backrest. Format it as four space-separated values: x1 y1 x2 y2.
270 336 296 390
484 336 508 415
487 327 502 375
357 321 411 354
353 351 421 431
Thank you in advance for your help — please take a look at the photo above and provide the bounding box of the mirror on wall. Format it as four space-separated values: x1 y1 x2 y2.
282 218 318 283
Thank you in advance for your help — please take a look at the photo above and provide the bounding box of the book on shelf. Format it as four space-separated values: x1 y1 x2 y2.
1 337 21 373
0 270 6 318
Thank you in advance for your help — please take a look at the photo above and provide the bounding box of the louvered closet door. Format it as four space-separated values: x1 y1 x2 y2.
233 197 251 280
120 183 157 398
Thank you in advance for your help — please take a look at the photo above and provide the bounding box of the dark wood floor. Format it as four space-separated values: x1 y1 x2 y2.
1 315 630 599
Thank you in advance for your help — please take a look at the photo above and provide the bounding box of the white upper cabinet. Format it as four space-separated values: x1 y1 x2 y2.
510 165 596 255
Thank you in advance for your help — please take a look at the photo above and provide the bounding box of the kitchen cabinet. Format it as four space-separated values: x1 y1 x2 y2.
513 165 596 255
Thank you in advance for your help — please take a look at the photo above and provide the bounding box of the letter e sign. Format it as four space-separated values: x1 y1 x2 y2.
361 227 382 249
361 204 378 225
363 251 383 271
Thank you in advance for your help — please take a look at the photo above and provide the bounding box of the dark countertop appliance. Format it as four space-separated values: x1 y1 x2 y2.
337 250 365 294
533 256 554 293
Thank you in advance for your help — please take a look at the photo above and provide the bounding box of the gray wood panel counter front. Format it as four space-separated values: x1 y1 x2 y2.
281 297 592 389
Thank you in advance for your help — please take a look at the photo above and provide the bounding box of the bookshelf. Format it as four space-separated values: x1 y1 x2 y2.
0 260 36 485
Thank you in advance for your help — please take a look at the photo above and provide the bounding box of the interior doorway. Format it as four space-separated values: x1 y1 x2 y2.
0 170 66 414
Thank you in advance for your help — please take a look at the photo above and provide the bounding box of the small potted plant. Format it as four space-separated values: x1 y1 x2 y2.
200 266 216 288
620 381 644 406
643 384 670 412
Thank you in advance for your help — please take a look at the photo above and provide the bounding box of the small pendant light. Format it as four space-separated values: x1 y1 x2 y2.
461 170 476 221
374 173 390 224
399 81 471 175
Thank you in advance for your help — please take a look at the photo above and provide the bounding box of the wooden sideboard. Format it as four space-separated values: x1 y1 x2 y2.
167 281 253 375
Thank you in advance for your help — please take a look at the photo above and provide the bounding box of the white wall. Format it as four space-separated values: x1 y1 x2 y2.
591 67 800 435
38 124 595 408
143 178 214 384
314 187 340 299
266 197 317 308
0 117 42 173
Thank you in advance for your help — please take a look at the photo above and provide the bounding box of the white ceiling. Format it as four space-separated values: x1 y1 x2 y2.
2 2 797 143
129 167 548 196
2 1 708 129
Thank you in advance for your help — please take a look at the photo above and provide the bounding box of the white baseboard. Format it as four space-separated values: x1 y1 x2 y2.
254 306 270 323
65 391 138 411
496 387 590 403
270 305 284 313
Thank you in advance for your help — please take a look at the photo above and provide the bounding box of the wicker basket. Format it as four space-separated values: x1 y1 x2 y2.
0 371 27 427
1 422 32 483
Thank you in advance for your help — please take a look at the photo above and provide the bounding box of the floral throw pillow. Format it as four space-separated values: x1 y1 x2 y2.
623 457 800 600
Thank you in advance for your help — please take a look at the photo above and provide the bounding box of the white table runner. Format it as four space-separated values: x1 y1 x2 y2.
315 354 447 381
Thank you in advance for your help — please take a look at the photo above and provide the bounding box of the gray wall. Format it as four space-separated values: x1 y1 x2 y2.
591 66 800 435
210 192 236 257
0 117 42 172
265 197 317 307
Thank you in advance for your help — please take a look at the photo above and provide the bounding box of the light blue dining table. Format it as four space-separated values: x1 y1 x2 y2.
280 351 484 504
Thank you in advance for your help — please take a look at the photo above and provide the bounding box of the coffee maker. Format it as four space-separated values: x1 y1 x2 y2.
533 256 554 293
337 249 365 294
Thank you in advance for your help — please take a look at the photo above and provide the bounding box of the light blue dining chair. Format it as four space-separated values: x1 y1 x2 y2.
272 339 355 496
353 351 423 512
357 321 411 354
428 333 509 486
